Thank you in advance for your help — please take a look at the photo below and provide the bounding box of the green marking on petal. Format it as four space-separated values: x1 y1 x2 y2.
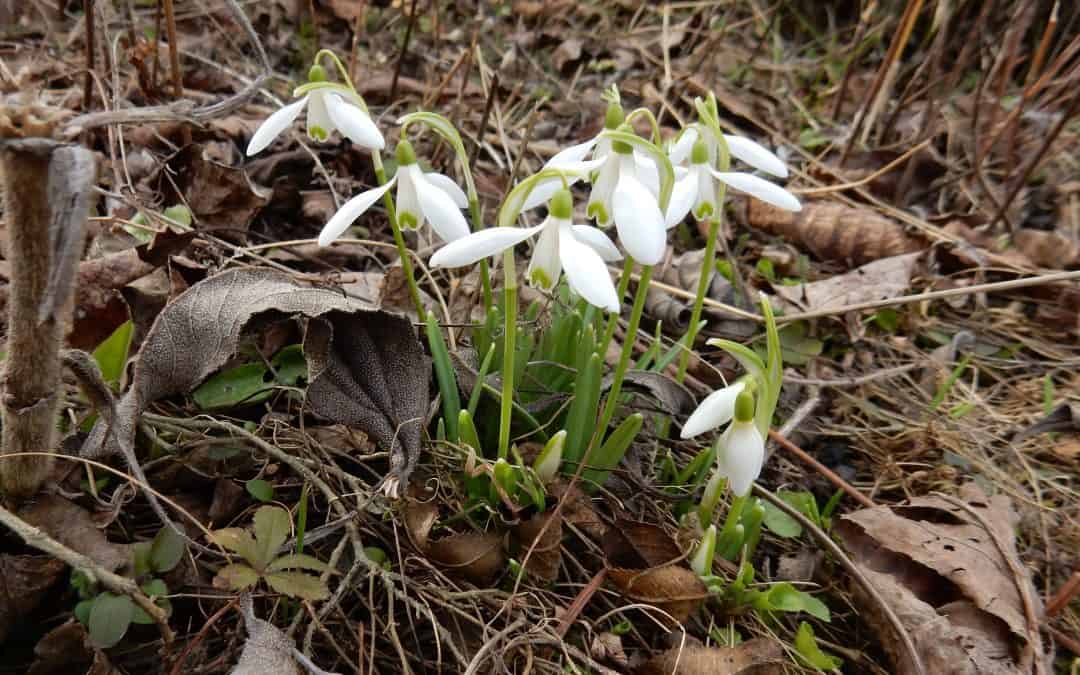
587 202 609 224
529 267 553 290
693 202 714 220
310 126 328 142
398 211 418 229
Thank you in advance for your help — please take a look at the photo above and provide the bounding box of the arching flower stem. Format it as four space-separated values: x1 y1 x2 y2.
594 261 653 444
677 134 732 382
371 151 426 320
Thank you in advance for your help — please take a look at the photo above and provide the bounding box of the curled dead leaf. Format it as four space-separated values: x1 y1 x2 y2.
513 510 563 582
0 554 67 644
607 565 709 624
745 198 923 267
637 638 785 675
404 493 506 585
835 484 1044 675
17 495 130 572
1013 229 1080 269
773 252 922 313
81 268 427 494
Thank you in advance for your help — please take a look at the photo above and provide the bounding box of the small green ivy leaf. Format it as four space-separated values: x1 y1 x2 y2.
245 479 274 503
87 593 134 648
264 571 330 601
794 621 843 671
149 526 185 573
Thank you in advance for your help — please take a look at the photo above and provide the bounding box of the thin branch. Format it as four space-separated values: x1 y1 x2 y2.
751 483 925 675
0 501 174 643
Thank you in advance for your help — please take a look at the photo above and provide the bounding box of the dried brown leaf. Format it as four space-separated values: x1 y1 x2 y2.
0 554 67 644
28 621 95 675
1013 229 1080 269
773 252 922 313
81 268 427 493
513 511 563 582
603 519 683 568
607 566 709 624
637 638 785 675
746 198 923 267
17 495 130 571
404 494 506 585
835 484 1044 675
156 145 269 242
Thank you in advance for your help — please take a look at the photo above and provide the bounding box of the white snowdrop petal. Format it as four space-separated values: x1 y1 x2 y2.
412 166 470 242
587 156 620 226
318 178 397 247
634 152 661 197
522 178 563 212
429 225 542 268
325 93 384 149
558 224 620 312
246 96 308 156
424 172 469 208
668 127 698 165
306 92 333 142
612 172 667 266
665 171 698 228
680 381 746 439
396 168 421 228
570 225 622 262
546 137 598 168
720 421 765 497
723 135 788 178
527 221 562 290
712 171 802 212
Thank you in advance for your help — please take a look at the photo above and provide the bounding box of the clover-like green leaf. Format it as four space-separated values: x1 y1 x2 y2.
214 563 260 591
264 571 330 601
253 506 292 569
208 528 259 565
266 553 333 574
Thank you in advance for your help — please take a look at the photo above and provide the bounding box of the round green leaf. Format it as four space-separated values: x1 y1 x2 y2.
88 593 134 648
149 526 185 573
246 479 274 503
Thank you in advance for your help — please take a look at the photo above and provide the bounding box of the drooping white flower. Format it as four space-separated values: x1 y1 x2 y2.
586 144 667 266
679 380 746 439
683 386 764 497
429 187 622 312
246 66 383 156
716 416 765 497
666 127 800 226
318 139 469 246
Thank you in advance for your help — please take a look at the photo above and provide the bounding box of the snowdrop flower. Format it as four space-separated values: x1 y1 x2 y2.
585 136 667 266
684 387 764 497
429 188 622 312
246 65 384 156
666 127 800 226
318 140 470 246
679 380 746 439
519 101 625 212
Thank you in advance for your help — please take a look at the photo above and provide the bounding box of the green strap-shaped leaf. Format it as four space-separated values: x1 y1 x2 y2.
706 338 766 386
583 413 643 491
426 311 461 442
562 352 603 467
